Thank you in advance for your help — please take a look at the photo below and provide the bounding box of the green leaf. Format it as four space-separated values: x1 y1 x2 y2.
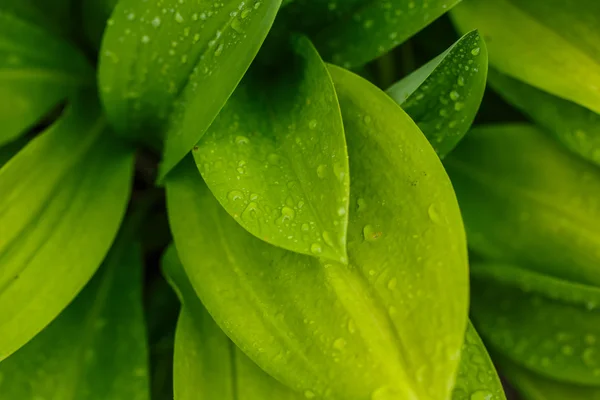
0 94 134 361
500 357 600 400
387 30 488 158
445 124 600 286
167 66 468 400
452 322 506 400
0 11 93 146
0 234 150 399
98 0 282 179
0 136 28 168
192 36 349 262
451 0 600 114
162 245 302 400
489 69 600 167
470 262 600 385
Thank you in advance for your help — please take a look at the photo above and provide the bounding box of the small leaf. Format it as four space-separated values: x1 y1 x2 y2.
470 262 600 385
452 322 506 400
387 30 488 158
451 0 600 114
98 0 282 179
167 66 468 400
500 356 600 400
489 69 600 167
0 234 149 399
0 93 134 360
193 36 349 262
445 124 600 286
162 245 302 400
0 11 93 146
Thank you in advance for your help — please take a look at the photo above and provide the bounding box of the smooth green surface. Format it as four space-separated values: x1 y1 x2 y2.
470 262 600 385
168 66 468 400
452 323 506 400
0 95 134 361
162 245 302 400
489 69 600 167
445 124 600 286
0 237 149 400
98 0 282 179
0 11 93 146
387 30 487 158
451 0 600 114
500 357 600 400
193 37 349 262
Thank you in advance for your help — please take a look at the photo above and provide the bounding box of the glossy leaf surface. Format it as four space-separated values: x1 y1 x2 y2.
193 36 349 261
168 66 468 400
0 11 93 146
387 30 487 157
162 245 302 400
451 0 600 114
0 95 134 360
0 237 149 400
98 0 282 179
471 262 600 385
445 124 600 286
452 323 506 400
489 69 600 167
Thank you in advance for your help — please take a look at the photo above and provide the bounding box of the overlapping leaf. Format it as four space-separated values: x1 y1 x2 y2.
0 94 134 360
451 0 600 114
0 11 93 146
387 30 488 157
489 70 600 167
193 36 349 261
445 124 600 286
0 236 149 399
470 262 600 385
98 0 282 179
167 65 468 400
162 245 302 400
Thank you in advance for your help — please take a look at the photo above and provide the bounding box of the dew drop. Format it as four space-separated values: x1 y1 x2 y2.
363 225 381 242
276 207 295 225
152 16 161 27
449 91 460 101
308 119 318 129
322 231 335 247
310 243 323 254
428 204 441 224
227 190 244 203
317 164 327 178
333 337 346 350
387 277 397 290
235 135 249 145
301 223 309 231
174 12 184 23
471 47 481 56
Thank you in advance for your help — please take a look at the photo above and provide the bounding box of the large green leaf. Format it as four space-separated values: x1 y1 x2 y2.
500 357 600 400
162 245 302 400
451 0 600 114
387 30 487 157
445 124 600 286
0 235 149 399
452 322 506 400
193 36 349 262
470 262 600 385
98 0 282 179
0 94 134 360
167 66 468 400
489 69 600 167
0 11 93 146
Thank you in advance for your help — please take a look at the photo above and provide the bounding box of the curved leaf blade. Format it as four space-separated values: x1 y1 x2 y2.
0 237 149 400
193 36 349 262
0 95 134 360
162 245 302 400
489 69 600 167
0 11 93 146
445 124 600 286
387 30 488 158
451 0 600 114
470 262 600 385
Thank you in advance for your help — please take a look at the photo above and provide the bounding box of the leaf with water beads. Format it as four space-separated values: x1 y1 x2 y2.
445 124 600 287
387 30 488 158
192 36 349 262
451 0 600 114
489 69 600 167
0 237 149 400
98 0 282 179
470 262 600 385
161 245 302 400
